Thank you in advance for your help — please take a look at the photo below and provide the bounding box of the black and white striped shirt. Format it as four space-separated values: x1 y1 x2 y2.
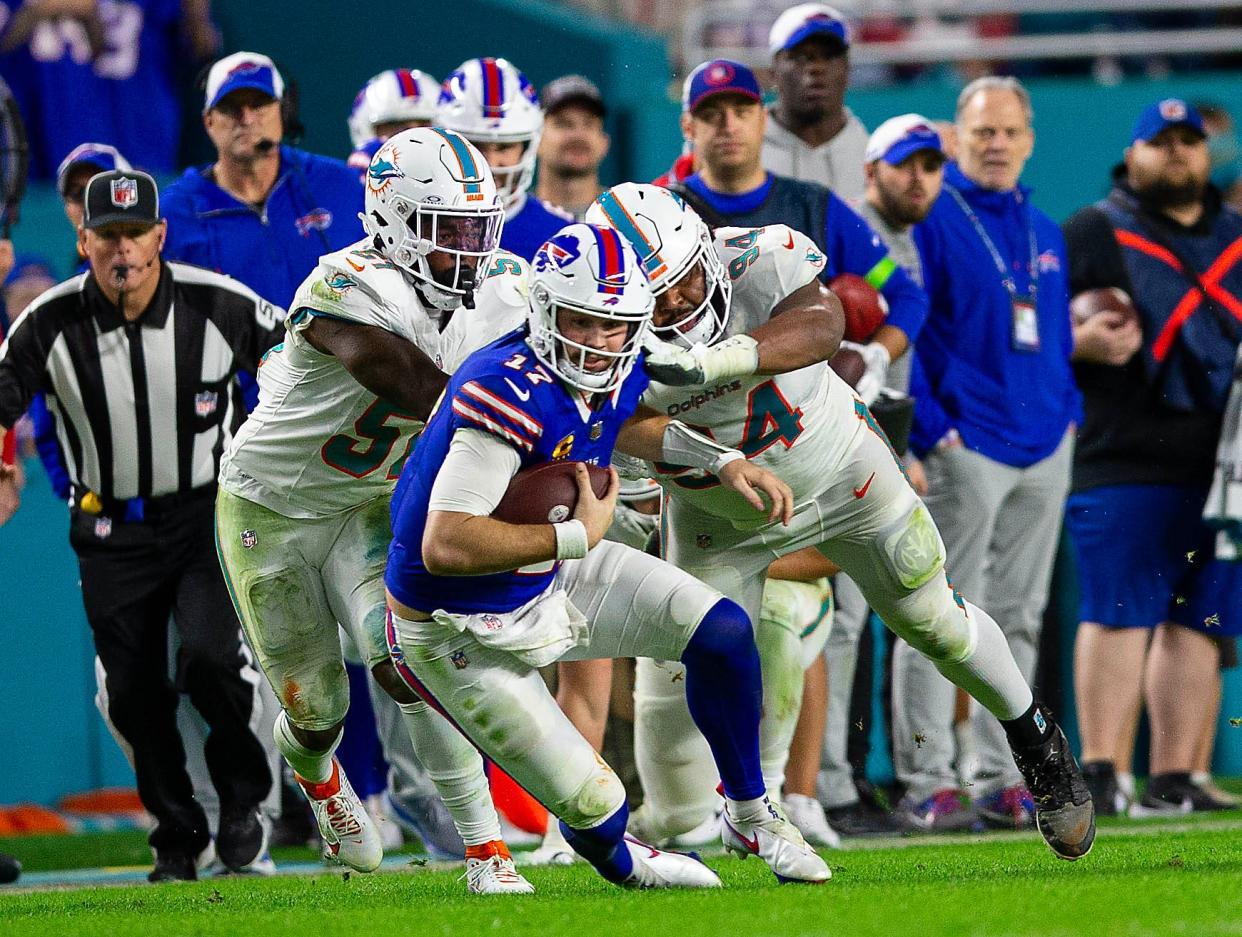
0 262 284 502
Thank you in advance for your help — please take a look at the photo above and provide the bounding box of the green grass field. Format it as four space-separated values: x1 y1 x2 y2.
2 804 1241 937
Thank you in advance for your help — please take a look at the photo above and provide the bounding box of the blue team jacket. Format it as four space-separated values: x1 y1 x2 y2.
501 195 575 262
161 145 364 310
910 163 1080 466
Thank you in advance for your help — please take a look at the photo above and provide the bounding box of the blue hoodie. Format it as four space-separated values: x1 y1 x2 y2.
910 163 1079 466
161 145 364 311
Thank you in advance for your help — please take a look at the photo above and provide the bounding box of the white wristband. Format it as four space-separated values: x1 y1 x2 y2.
553 519 589 560
710 450 745 476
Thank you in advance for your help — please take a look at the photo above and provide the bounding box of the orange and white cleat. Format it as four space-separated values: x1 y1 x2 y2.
464 840 535 895
296 758 383 872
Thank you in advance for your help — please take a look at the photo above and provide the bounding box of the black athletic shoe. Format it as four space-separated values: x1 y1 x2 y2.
1081 761 1118 818
1008 715 1095 860
148 851 197 883
0 852 20 884
217 806 266 871
824 800 904 837
1132 773 1235 817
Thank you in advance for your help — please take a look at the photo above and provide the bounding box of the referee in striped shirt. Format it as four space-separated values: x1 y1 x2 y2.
0 170 282 882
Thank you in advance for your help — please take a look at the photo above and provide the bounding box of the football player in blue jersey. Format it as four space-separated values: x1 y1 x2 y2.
437 57 575 262
385 223 831 888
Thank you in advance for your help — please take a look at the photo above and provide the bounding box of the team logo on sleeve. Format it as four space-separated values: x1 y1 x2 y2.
110 177 138 209
324 272 358 295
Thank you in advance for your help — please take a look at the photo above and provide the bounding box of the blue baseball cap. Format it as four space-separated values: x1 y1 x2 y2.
204 51 285 112
683 59 763 114
865 114 946 165
55 143 131 197
1132 98 1206 144
769 3 851 56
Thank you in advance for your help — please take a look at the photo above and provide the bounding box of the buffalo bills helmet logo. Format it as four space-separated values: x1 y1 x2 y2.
110 177 138 209
534 233 582 272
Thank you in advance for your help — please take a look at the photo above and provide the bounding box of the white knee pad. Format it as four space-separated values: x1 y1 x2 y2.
880 573 977 666
553 759 627 830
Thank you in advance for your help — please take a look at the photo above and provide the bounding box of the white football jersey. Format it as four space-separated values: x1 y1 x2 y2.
219 241 528 518
642 224 858 524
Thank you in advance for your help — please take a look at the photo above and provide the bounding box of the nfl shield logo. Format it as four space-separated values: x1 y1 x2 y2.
110 177 139 209
195 390 218 417
590 422 603 441
481 614 503 632
94 517 113 539
451 650 469 670
696 533 712 549
240 529 258 549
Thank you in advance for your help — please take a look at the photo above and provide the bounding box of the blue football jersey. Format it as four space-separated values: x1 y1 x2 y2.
386 327 649 615
500 196 574 262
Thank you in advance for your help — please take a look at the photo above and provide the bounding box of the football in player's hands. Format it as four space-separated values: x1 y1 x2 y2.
1070 287 1139 326
491 461 612 525
829 346 866 388
830 273 889 342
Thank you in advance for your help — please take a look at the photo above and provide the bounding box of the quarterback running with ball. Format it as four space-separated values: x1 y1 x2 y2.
385 222 831 889
587 183 1095 862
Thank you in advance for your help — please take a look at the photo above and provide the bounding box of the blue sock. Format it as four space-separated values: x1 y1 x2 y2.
680 598 765 801
560 804 633 883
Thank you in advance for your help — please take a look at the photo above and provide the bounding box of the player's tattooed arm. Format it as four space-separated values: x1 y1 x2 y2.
754 279 845 373
303 315 448 420
616 405 794 524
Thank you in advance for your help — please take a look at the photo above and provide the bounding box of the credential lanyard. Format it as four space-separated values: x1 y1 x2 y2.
945 184 1039 305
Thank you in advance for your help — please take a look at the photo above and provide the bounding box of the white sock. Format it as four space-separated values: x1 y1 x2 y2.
397 700 502 846
273 710 337 783
935 601 1033 721
726 794 771 823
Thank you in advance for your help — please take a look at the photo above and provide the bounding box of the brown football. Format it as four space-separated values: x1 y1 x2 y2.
492 461 612 525
1070 287 1139 326
829 346 866 388
830 273 889 342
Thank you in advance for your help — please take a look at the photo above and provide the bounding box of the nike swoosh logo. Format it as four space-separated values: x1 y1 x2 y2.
345 257 365 272
503 377 531 401
853 472 876 499
784 232 795 250
726 818 760 853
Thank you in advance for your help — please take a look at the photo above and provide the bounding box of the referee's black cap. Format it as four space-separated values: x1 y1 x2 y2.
83 170 161 230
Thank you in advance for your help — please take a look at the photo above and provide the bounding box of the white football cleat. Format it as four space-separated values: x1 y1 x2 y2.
721 797 832 884
296 759 383 873
464 842 535 895
621 835 722 889
783 794 842 849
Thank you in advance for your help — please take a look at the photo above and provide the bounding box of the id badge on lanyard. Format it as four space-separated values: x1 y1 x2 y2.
1011 295 1040 352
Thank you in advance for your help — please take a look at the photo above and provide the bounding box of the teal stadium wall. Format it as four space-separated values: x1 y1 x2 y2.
3 0 1241 802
